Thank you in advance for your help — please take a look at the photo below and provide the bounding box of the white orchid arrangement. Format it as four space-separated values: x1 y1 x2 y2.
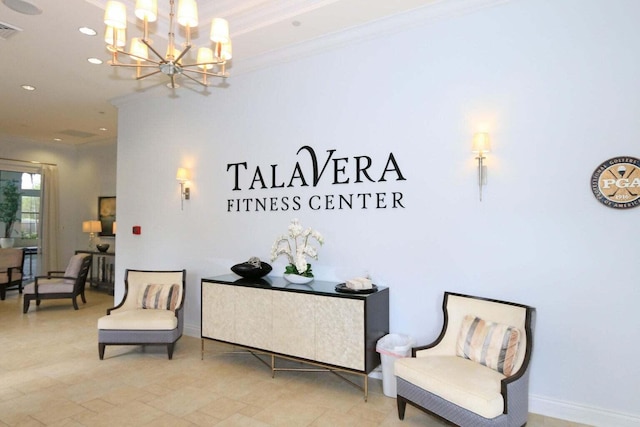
270 218 324 277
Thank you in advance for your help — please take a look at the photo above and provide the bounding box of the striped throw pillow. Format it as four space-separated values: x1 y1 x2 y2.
137 283 181 311
456 315 521 376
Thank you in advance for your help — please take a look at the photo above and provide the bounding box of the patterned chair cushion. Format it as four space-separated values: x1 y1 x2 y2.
456 315 520 376
137 283 182 311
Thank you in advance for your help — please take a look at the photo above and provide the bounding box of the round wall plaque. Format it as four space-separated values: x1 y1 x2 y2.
591 156 640 209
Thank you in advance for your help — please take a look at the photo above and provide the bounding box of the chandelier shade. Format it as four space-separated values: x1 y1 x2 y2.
103 0 231 89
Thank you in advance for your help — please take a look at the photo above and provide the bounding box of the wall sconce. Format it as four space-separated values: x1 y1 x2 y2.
472 132 491 201
176 167 191 210
82 220 102 249
112 221 117 235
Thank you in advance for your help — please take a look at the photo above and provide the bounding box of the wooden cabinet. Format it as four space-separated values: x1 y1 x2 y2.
201 275 389 375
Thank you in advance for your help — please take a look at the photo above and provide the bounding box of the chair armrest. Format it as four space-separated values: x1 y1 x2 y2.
7 266 22 280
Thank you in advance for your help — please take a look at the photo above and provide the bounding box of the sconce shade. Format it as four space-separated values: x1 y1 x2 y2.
176 167 191 182
82 220 102 233
112 221 117 234
472 132 491 153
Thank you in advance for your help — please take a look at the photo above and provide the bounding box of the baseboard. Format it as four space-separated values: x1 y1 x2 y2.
184 323 199 339
530 394 640 427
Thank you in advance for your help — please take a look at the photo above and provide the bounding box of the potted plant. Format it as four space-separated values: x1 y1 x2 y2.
0 180 21 248
270 218 324 284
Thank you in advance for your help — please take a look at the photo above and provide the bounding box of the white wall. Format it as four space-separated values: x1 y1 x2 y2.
113 0 640 425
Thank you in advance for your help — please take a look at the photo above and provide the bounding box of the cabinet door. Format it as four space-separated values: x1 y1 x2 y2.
234 287 272 351
272 291 315 360
201 282 235 342
315 297 364 371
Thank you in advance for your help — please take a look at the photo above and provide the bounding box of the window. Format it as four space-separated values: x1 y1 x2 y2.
20 173 41 239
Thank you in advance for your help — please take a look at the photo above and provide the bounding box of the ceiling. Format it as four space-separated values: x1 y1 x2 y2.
0 0 498 146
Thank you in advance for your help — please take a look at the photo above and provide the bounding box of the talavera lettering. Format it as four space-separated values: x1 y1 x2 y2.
226 145 406 191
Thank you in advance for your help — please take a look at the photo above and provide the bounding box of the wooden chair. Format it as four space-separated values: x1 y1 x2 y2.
23 253 92 312
0 248 24 300
97 269 186 360
395 292 536 427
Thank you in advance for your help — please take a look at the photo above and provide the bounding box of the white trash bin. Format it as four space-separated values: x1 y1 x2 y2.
376 333 414 398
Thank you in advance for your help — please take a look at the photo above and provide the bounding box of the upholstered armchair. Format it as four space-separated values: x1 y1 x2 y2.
97 269 186 360
394 292 536 427
0 248 25 300
23 253 92 312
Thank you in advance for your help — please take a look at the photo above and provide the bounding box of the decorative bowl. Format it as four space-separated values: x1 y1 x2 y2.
96 243 110 253
231 261 272 279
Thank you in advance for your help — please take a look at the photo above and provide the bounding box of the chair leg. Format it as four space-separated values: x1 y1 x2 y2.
23 297 30 313
99 343 106 360
397 395 407 420
0 288 5 300
81 292 86 303
72 297 79 310
167 343 175 360
36 299 41 306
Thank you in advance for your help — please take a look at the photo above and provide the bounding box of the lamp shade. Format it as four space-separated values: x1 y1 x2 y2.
176 167 191 182
197 47 214 70
82 220 102 233
472 132 491 153
104 1 127 30
105 26 126 48
177 0 198 27
220 40 232 61
129 37 149 60
135 0 157 22
210 18 229 43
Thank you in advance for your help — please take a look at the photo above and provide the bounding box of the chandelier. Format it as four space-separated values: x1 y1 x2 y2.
103 0 231 88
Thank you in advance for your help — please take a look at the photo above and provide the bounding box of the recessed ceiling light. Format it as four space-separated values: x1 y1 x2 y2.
88 57 103 65
2 0 42 15
53 138 62 142
79 26 97 36
21 84 35 91
99 127 107 132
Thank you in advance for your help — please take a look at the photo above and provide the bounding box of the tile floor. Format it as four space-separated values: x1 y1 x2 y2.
0 288 590 426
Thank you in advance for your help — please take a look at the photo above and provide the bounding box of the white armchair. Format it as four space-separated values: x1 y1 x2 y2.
394 292 535 427
97 269 186 360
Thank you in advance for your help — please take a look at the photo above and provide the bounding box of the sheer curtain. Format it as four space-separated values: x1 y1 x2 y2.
40 165 59 273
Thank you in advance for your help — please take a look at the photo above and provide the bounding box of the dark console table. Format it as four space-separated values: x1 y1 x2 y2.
201 274 389 400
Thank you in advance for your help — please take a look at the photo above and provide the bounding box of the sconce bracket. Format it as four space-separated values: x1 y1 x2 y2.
184 187 190 200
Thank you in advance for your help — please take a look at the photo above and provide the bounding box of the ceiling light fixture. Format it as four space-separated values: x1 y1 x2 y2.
79 26 97 36
88 57 103 65
21 84 35 91
103 0 232 89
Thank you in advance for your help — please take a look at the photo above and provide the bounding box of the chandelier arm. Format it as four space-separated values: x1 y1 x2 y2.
169 74 178 89
136 70 163 80
180 71 208 87
180 60 224 68
141 39 167 63
182 68 226 78
173 45 192 64
110 63 162 69
112 51 163 65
